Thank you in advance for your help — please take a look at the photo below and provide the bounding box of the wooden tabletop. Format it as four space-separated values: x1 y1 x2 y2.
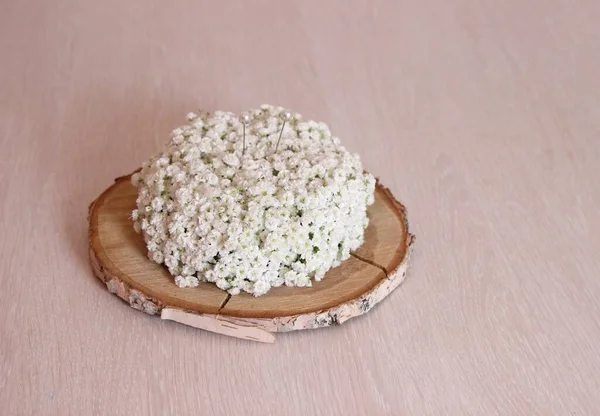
2 1 599 414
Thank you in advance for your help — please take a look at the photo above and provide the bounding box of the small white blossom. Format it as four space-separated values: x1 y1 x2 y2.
152 251 164 264
132 105 376 296
175 275 200 288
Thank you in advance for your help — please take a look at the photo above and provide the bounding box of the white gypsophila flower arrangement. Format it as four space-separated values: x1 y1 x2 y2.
131 105 376 296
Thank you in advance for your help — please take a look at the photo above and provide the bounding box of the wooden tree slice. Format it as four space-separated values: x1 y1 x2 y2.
88 174 414 342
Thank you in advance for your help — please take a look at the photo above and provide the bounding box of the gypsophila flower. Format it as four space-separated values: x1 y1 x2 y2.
132 105 376 296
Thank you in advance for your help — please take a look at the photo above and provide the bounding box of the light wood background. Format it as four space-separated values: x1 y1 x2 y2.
1 1 599 415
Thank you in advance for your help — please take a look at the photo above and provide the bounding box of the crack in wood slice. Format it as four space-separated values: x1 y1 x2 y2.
218 294 232 312
350 253 389 276
88 172 413 341
352 179 414 276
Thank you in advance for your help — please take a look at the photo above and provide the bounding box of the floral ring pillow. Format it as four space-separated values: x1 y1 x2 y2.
132 105 375 297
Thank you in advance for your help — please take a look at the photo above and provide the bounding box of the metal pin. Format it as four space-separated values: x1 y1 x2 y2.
239 113 251 156
275 111 293 153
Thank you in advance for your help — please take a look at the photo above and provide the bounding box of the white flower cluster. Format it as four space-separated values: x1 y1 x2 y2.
132 105 375 296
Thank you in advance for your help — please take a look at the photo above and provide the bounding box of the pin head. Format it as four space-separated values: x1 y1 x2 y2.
239 113 252 124
280 111 293 122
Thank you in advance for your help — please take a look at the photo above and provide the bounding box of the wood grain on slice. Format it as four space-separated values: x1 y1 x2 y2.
88 174 413 337
220 257 386 318
352 181 413 275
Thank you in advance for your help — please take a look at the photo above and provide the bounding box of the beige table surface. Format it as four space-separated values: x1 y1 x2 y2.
2 1 600 415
